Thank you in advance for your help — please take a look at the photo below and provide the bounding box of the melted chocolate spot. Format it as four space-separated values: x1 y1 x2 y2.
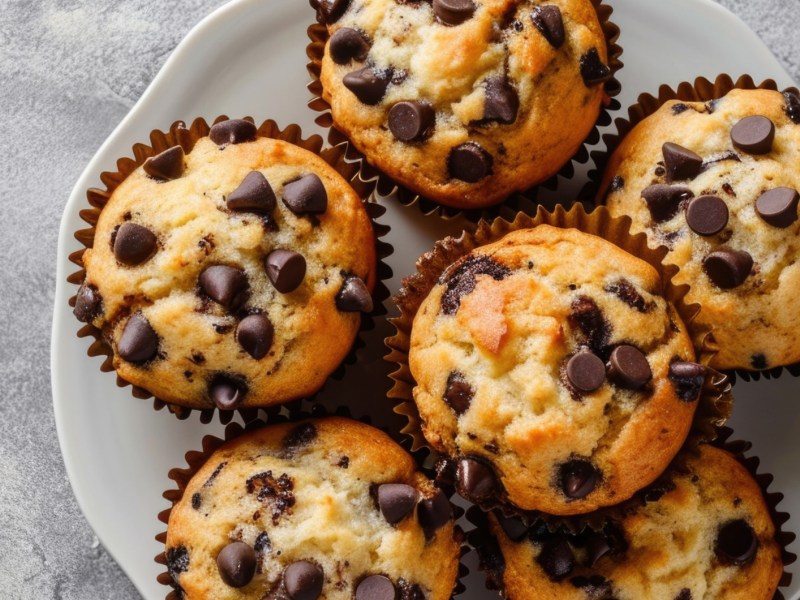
246 471 296 525
439 254 511 315
604 279 652 312
751 353 768 370
609 176 624 192
166 546 189 591
569 296 609 354
281 423 318 456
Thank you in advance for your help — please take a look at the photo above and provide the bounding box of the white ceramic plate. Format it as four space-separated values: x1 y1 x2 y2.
52 0 800 598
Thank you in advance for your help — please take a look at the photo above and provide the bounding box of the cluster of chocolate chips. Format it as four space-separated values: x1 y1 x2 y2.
376 482 452 540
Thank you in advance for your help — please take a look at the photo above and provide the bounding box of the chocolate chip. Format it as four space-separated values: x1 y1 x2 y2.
579 48 611 87
236 314 274 359
495 513 527 542
284 561 324 600
608 345 652 389
440 255 510 315
266 250 307 293
389 101 435 142
73 282 102 323
456 457 497 503
641 184 694 223
569 296 609 353
204 461 227 487
559 459 600 499
537 535 575 581
605 279 652 313
566 352 606 393
531 5 565 48
282 423 318 455
217 542 256 588
118 313 159 363
282 174 328 215
584 532 611 567
143 145 185 181
703 249 753 289
356 575 396 600
191 492 201 510
675 589 692 600
672 103 690 115
715 519 758 566
731 115 775 154
432 0 475 25
609 176 624 192
482 76 519 124
756 187 800 228
397 579 425 600
255 531 272 556
785 91 800 124
247 471 296 524
313 0 350 24
166 546 189 587
113 222 157 266
570 575 613 596
377 484 418 524
227 171 277 215
343 67 392 105
335 275 373 312
448 142 492 183
662 142 703 183
685 195 729 236
669 361 705 402
329 27 369 64
209 119 257 146
209 375 247 410
199 265 249 310
444 371 473 415
417 489 451 538
751 353 768 370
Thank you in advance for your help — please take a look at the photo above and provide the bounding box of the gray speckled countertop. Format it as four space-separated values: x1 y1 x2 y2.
1 0 798 597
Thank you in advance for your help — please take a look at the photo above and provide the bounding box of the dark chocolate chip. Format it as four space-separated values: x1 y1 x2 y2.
236 314 274 359
377 483 418 524
166 546 189 587
672 103 690 115
584 532 611 567
397 579 425 600
537 535 575 581
566 352 606 393
579 48 611 87
482 76 519 124
432 0 476 25
605 279 651 313
448 142 493 183
731 115 775 154
715 519 758 566
266 250 307 293
335 275 373 312
191 492 201 510
209 375 247 410
685 195 729 236
227 171 277 215
675 589 692 600
496 513 528 542
118 313 159 363
417 489 451 538
282 174 328 215
609 176 624 192
204 461 227 487
199 265 249 310
389 101 435 142
669 361 705 402
356 575 396 600
608 345 652 389
284 561 324 600
209 119 257 146
329 27 370 64
756 187 800 228
143 145 185 181
113 222 157 266
703 249 753 289
751 353 768 370
444 371 473 415
641 184 694 222
440 255 510 315
785 91 800 124
559 459 600 500
255 531 272 556
313 0 351 24
217 542 256 588
343 67 392 105
569 296 609 353
282 423 318 455
73 282 102 323
531 5 565 48
456 457 497 503
662 142 703 183
247 471 296 524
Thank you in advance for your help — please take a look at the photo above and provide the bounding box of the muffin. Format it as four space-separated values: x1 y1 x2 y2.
162 417 461 600
313 0 614 209
408 225 703 515
73 118 376 411
598 88 800 371
476 444 784 600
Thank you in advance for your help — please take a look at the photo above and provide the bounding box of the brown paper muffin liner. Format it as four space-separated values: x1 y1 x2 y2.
154 403 469 599
67 116 393 424
385 203 733 523
465 426 796 600
305 0 623 222
581 73 800 382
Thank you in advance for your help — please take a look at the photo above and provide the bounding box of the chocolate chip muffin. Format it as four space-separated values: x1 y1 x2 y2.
314 0 614 209
477 444 783 600
163 418 461 600
73 119 376 410
408 225 702 515
599 88 800 371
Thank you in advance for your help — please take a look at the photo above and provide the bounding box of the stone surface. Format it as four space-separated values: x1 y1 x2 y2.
0 0 796 598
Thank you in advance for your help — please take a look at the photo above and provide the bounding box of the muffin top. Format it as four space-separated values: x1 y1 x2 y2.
409 226 701 515
75 120 376 410
164 417 461 600
600 88 800 371
481 444 783 600
316 0 611 208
